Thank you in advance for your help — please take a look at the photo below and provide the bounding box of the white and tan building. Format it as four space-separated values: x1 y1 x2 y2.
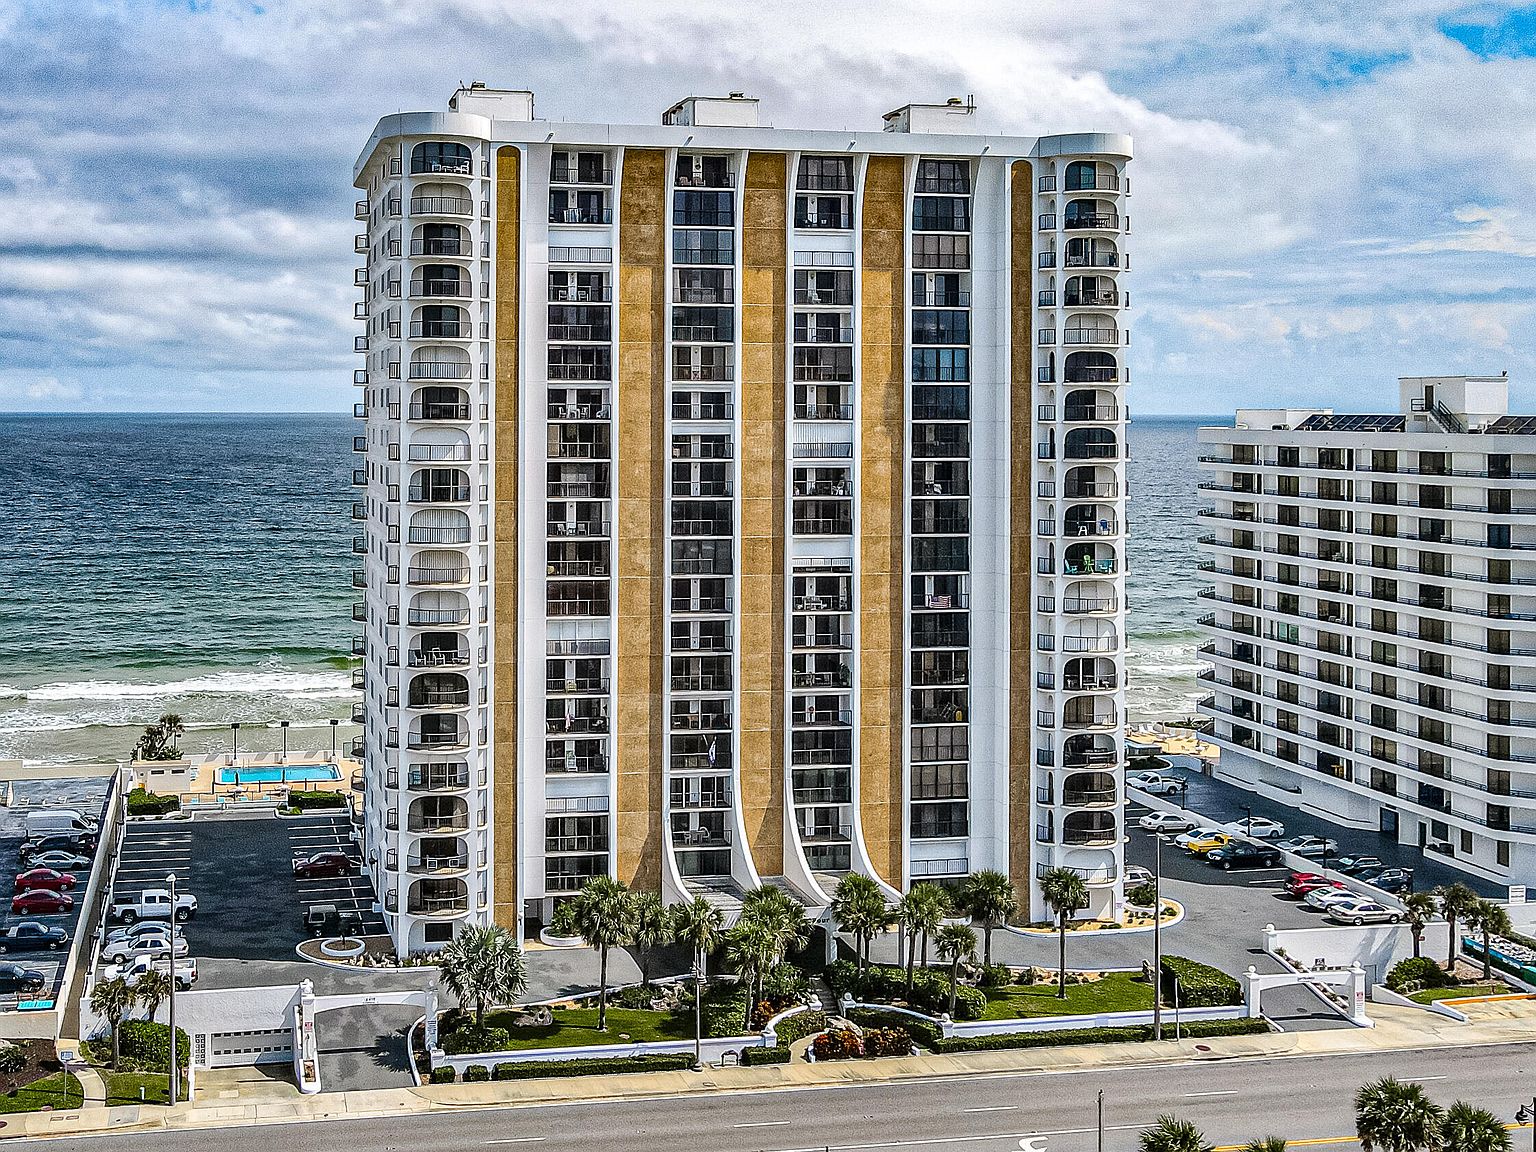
1198 376 1536 890
349 85 1132 952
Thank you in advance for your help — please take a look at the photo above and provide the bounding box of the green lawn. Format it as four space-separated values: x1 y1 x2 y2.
1408 983 1508 1004
101 1072 188 1107
982 972 1155 1021
0 1072 84 1113
471 1006 696 1051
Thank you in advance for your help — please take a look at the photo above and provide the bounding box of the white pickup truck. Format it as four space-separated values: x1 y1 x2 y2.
104 953 198 990
108 888 197 923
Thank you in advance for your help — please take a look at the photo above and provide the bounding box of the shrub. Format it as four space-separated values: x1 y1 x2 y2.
441 1025 512 1056
825 959 861 995
1161 956 1241 1008
490 1054 693 1080
826 962 986 1020
979 964 1013 989
288 790 346 810
741 1045 790 1066
463 1064 490 1082
430 1066 456 1084
761 963 811 1001
1386 957 1456 994
846 1008 942 1048
700 983 751 1037
771 1009 826 1048
812 1027 863 1061
1126 882 1159 909
127 788 180 817
612 985 655 1010
862 1026 912 1058
116 1021 190 1070
931 1017 1270 1054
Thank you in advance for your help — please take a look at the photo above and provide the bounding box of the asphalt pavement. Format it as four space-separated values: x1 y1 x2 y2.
30 1041 1536 1151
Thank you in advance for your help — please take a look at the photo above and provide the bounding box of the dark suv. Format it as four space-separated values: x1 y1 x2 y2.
20 833 96 864
1205 840 1283 871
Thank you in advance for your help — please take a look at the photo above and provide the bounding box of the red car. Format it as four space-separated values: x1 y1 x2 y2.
14 868 76 894
1285 872 1345 898
11 890 73 915
292 851 355 880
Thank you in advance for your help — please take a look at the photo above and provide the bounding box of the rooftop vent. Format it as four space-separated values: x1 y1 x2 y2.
449 84 535 121
662 94 761 128
883 97 977 134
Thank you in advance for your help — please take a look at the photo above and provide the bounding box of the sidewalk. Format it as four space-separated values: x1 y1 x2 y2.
9 1002 1536 1141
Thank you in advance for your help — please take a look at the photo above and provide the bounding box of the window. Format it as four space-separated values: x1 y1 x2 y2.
911 310 970 345
912 196 970 232
673 190 734 227
1498 840 1511 866
911 234 970 269
411 141 471 175
911 348 970 381
797 155 854 191
912 725 968 763
911 801 969 838
912 763 968 799
424 922 454 943
673 229 734 266
916 159 970 194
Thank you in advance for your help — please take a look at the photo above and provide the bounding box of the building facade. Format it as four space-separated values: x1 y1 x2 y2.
1197 376 1536 891
350 86 1132 953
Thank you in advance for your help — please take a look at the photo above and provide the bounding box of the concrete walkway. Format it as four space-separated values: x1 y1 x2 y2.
9 997 1536 1141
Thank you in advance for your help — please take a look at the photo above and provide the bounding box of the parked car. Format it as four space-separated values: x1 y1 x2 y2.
1276 835 1339 859
1236 816 1286 840
0 963 46 995
108 888 197 923
1285 872 1346 898
101 933 189 965
105 953 197 990
13 868 77 894
292 850 355 879
1175 826 1226 850
19 832 96 863
22 850 91 873
1305 887 1367 912
1335 856 1386 877
1182 831 1233 856
11 890 73 915
0 921 69 953
1127 772 1183 796
1123 865 1154 887
1326 900 1402 926
104 921 185 950
23 810 98 841
1354 867 1413 894
1206 841 1283 870
1426 840 1456 856
1139 811 1197 834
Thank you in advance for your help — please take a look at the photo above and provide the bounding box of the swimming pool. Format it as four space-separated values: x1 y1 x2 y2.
215 765 343 786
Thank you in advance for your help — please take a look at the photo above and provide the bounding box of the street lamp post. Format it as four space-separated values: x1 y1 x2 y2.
166 872 179 1106
1152 832 1163 1041
1514 1097 1536 1151
691 956 705 1071
280 720 290 763
1097 1088 1105 1152
1243 804 1253 837
330 718 340 759
230 722 240 766
1173 975 1183 1041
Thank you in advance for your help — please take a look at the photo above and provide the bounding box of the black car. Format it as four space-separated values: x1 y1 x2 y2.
20 832 96 863
1206 840 1283 870
1336 856 1386 876
1354 867 1412 894
0 921 69 953
0 963 46 995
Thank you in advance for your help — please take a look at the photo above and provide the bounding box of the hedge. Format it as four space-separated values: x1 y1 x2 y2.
127 788 180 816
770 1009 825 1048
489 1054 694 1080
116 1021 191 1071
1161 956 1242 1008
441 1025 511 1055
930 1017 1269 1054
740 1045 790 1066
463 1064 489 1082
699 983 751 1038
825 961 986 1020
430 1066 456 1083
288 790 347 810
846 1007 942 1048
1386 957 1456 994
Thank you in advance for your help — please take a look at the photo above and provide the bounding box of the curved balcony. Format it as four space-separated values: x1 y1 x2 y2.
408 637 470 668
406 878 470 917
1064 351 1120 385
409 387 471 423
1062 733 1119 771
1062 811 1118 846
407 760 471 792
410 223 473 259
408 468 471 503
1063 541 1119 578
408 509 470 545
407 795 469 833
1064 505 1121 539
1063 695 1118 732
407 836 471 876
408 590 470 628
409 347 471 381
411 143 473 177
408 672 470 709
408 181 475 218
1061 657 1118 693
1062 579 1117 616
1064 427 1121 461
406 717 468 753
1062 770 1117 808
1063 200 1120 231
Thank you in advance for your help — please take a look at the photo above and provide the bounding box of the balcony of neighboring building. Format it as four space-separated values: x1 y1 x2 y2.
546 656 609 697
670 731 733 773
791 617 853 652
548 187 611 226
911 687 967 725
550 149 612 186
671 388 733 422
410 304 473 341
409 180 475 219
1063 540 1119 577
408 508 470 547
1060 810 1118 847
792 654 852 692
406 877 470 917
1061 578 1118 617
791 728 852 771
547 579 611 619
545 738 609 776
1063 502 1121 540
1063 274 1122 309
791 694 852 729
1062 694 1118 733
1062 732 1119 771
1055 656 1119 693
546 698 610 736
406 715 469 755
1063 160 1122 194
410 264 472 302
670 812 731 851
408 467 471 505
407 549 471 588
670 775 733 812
409 222 474 260
407 794 470 834
912 573 969 613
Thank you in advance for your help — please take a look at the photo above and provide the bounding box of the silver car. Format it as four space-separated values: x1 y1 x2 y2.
1326 900 1402 926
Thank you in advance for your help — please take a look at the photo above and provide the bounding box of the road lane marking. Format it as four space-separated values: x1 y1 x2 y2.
1400 1075 1445 1082
736 1120 790 1128
1183 1089 1238 1097
768 1125 1143 1151
963 1105 1018 1113
484 1139 546 1145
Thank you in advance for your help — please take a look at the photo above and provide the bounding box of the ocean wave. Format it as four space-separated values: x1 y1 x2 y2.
12 670 353 703
1128 661 1207 677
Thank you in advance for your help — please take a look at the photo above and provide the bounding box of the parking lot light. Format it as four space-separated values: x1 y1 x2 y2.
231 723 241 767
166 871 178 1108
330 719 340 759
280 721 290 764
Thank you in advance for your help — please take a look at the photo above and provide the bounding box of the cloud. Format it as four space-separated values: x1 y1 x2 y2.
3 1 1536 411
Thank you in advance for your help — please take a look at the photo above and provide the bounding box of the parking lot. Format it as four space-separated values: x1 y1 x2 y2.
109 811 385 983
0 775 111 1011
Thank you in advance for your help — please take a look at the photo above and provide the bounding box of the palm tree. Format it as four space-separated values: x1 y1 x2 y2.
89 976 138 1070
1039 866 1090 999
1401 892 1438 960
1239 1139 1287 1152
626 891 673 986
935 923 977 1018
831 874 888 973
135 968 172 1022
725 918 777 1031
1468 899 1512 982
895 889 923 991
1436 882 1479 972
159 713 186 756
671 895 724 974
960 869 1015 968
1138 1114 1214 1152
1440 1101 1511 1152
907 882 951 976
437 923 527 1030
741 885 811 975
1354 1076 1443 1152
564 876 633 1032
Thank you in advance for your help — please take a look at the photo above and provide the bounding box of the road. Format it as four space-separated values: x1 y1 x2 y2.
31 1042 1536 1151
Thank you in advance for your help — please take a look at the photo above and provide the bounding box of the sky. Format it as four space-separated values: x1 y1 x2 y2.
4 1 1536 415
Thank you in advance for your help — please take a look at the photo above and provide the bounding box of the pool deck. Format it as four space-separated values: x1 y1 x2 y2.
132 752 359 807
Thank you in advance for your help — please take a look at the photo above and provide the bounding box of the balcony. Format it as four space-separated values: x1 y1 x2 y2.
406 883 470 917
407 810 470 833
408 764 471 791
409 402 472 422
407 851 470 875
672 827 732 849
409 195 474 217
1064 212 1120 230
408 566 470 586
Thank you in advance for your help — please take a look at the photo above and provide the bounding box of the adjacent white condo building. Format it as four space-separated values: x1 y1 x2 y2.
1197 376 1536 890
349 85 1133 952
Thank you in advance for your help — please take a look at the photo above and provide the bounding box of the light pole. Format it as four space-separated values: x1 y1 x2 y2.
1515 1097 1536 1151
1152 831 1163 1041
1097 1087 1105 1152
1173 974 1183 1041
691 955 705 1071
330 718 340 759
280 720 290 763
166 872 179 1106
1243 804 1253 837
230 722 240 767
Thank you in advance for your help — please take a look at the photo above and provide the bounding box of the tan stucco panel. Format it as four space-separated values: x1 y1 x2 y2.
738 152 787 877
1008 160 1034 912
859 155 907 887
492 146 521 928
615 149 668 891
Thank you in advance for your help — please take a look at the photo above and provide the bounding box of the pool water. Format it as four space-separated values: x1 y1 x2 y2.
215 765 342 786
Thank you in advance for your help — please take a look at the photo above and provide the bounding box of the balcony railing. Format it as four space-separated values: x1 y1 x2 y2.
410 196 474 216
407 811 470 832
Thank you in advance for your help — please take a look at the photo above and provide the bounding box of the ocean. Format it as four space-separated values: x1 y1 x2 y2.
0 413 1209 764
